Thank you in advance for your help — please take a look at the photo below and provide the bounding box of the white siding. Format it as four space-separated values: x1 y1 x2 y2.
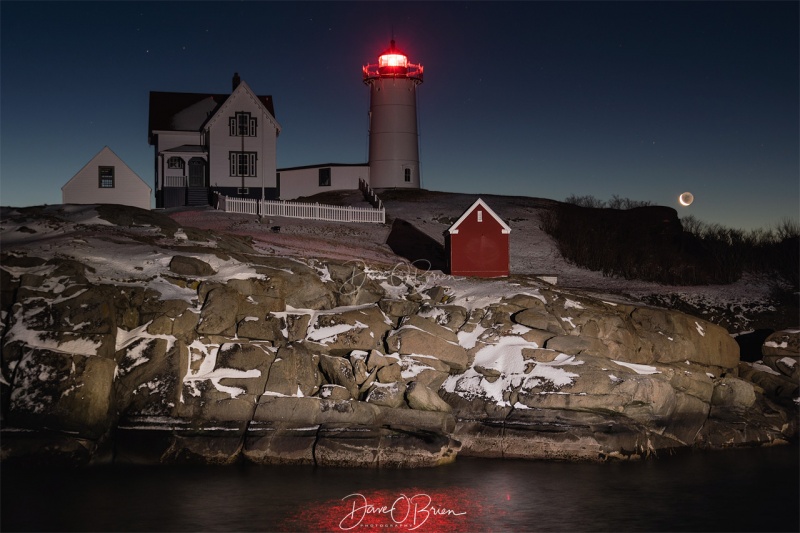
367 77 421 188
206 84 278 190
278 165 369 200
154 131 202 152
62 147 151 210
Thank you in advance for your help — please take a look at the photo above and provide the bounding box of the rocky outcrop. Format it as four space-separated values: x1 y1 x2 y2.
439 292 795 460
386 315 469 371
761 329 800 380
0 205 796 467
735 329 800 409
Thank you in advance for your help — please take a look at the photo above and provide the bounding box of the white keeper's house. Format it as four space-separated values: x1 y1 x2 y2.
149 73 281 209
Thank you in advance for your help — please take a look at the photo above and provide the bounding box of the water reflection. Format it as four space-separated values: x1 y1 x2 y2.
2 446 797 532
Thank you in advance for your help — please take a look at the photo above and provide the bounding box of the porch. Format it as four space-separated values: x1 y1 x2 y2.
158 148 209 208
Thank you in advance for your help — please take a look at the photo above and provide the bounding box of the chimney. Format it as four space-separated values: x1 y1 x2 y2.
232 72 241 91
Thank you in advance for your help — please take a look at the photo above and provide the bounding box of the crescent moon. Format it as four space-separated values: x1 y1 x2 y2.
679 192 694 207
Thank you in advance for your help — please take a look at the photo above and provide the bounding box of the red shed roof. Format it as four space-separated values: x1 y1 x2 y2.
447 198 511 235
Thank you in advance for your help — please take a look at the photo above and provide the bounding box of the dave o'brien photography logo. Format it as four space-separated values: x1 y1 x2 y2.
338 492 468 530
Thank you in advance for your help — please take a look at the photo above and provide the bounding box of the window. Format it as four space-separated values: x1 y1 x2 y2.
404 168 411 182
229 112 257 136
99 166 115 188
167 157 184 170
229 152 257 177
319 167 331 187
477 210 483 223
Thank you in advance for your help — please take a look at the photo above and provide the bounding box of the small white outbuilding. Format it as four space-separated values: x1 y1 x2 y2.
62 146 151 210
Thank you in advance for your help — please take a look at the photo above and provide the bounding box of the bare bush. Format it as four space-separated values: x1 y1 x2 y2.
566 194 653 210
564 194 606 208
680 215 800 288
538 208 558 235
680 215 704 235
607 194 653 209
774 217 800 241
550 198 799 287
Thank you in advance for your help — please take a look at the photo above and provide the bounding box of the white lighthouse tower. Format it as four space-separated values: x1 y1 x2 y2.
363 40 424 189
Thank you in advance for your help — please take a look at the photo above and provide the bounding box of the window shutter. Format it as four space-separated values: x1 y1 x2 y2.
249 118 257 137
249 153 256 176
230 153 236 176
229 117 236 136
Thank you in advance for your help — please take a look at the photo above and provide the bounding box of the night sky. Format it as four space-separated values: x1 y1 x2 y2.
1 1 797 230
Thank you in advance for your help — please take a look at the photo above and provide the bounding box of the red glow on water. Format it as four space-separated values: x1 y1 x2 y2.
280 486 506 532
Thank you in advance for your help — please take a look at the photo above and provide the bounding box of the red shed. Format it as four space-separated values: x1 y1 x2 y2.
445 198 511 277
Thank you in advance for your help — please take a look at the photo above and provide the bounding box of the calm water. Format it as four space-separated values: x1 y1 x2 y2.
2 445 798 532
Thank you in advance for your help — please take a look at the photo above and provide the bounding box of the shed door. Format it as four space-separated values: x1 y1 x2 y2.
188 158 206 188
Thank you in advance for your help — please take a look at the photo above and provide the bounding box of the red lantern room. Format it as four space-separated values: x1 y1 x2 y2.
363 40 423 81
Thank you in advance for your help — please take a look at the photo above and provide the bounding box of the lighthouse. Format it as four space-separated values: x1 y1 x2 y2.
363 40 424 189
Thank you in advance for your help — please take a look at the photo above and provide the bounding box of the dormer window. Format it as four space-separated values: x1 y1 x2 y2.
229 112 257 136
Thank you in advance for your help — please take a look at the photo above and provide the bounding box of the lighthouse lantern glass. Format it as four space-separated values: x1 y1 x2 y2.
379 53 407 68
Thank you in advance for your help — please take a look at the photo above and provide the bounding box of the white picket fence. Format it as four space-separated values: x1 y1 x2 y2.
217 195 259 215
215 193 385 223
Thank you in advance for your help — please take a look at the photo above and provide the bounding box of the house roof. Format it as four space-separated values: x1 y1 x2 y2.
277 162 369 172
447 198 511 235
148 89 275 142
203 81 280 136
163 145 206 153
62 146 151 193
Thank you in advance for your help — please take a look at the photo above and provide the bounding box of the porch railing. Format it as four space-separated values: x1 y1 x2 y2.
164 175 186 188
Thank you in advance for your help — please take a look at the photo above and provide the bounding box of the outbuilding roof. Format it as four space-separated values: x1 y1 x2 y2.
447 198 512 235
62 146 151 192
